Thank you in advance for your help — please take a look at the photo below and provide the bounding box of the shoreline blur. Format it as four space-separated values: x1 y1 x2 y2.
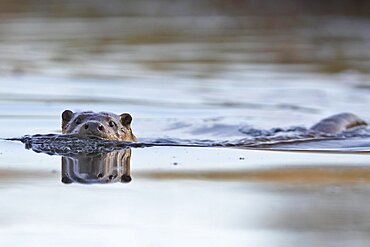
0 0 369 17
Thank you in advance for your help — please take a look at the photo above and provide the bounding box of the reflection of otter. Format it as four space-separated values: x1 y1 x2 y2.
61 149 132 184
61 110 136 141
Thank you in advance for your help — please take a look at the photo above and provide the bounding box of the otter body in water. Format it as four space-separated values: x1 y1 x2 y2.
61 110 367 141
310 113 367 134
61 110 136 141
7 111 368 156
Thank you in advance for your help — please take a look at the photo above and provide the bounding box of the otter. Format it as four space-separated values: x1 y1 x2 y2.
61 110 367 141
61 110 136 141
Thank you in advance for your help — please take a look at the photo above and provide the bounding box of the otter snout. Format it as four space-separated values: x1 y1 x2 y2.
79 121 106 137
83 121 105 132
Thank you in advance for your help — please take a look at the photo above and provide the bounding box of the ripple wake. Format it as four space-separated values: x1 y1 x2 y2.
6 126 370 155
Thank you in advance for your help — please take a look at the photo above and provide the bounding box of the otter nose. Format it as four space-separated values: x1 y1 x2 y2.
83 122 105 132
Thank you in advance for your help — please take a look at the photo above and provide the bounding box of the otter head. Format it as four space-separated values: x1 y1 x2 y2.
61 110 136 141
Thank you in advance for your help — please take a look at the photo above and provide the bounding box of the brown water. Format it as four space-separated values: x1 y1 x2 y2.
1 11 370 247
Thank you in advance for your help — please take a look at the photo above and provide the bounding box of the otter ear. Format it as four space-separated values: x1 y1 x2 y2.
120 113 133 126
62 110 74 122
62 110 74 129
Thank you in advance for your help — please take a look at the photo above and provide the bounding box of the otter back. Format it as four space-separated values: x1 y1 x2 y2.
310 113 367 134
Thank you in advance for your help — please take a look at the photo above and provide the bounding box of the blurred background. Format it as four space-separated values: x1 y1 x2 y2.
1 0 370 77
1 2 370 247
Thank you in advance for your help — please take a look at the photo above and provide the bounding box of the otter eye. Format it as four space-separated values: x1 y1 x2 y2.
109 121 116 127
75 118 82 125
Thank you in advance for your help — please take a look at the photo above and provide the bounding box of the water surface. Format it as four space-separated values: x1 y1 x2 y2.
1 14 370 247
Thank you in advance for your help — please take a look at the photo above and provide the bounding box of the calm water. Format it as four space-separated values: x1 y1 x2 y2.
1 15 370 246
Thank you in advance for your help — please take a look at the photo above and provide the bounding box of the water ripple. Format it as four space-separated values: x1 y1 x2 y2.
6 126 370 156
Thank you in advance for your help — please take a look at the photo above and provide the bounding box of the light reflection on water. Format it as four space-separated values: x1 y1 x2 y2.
0 13 370 247
2 144 370 246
